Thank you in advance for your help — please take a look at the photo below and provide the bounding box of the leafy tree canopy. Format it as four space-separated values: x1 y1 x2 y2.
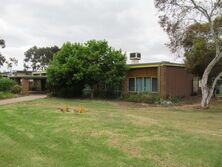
47 40 127 98
24 45 59 71
183 17 222 83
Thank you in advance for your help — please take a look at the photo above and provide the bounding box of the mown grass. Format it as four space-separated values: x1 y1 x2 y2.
0 98 222 167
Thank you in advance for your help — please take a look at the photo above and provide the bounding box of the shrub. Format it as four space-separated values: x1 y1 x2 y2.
82 85 121 99
124 93 184 105
0 78 16 92
0 91 14 99
11 84 22 94
168 96 184 103
155 96 184 105
82 85 91 97
124 92 160 104
49 85 84 98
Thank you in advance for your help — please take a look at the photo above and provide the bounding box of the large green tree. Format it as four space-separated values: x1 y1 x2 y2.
0 39 6 67
24 46 59 71
47 40 127 98
183 19 222 83
155 0 222 108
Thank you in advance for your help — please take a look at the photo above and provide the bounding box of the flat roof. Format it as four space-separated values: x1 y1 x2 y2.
9 75 47 79
128 61 185 69
32 71 47 74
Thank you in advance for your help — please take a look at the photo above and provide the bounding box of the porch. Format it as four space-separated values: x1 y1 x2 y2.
9 76 47 95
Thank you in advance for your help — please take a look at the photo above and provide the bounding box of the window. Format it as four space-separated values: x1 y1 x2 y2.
144 77 152 92
129 78 135 92
136 78 143 92
152 78 158 92
128 77 158 93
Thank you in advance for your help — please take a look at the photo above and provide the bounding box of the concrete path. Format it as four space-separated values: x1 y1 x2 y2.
0 95 47 106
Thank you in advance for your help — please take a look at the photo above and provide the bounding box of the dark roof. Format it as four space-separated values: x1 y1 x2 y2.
9 75 47 79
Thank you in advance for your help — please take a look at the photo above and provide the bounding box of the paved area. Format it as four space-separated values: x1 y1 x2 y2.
0 95 47 106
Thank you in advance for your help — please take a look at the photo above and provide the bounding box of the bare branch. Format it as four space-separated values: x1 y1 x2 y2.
190 0 211 21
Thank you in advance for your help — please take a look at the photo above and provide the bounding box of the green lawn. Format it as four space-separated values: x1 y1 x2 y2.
0 98 222 167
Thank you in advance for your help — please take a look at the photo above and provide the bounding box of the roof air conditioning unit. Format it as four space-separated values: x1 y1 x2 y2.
130 53 141 64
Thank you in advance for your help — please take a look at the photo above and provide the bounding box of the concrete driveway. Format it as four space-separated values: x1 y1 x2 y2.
0 95 47 106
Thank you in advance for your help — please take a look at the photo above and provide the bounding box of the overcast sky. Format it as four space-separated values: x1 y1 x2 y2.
0 0 182 70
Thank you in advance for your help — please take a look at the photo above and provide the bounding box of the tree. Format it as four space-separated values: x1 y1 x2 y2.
0 39 6 67
5 57 18 72
183 19 222 83
24 46 60 71
83 40 127 98
154 0 222 108
47 40 127 98
47 42 85 97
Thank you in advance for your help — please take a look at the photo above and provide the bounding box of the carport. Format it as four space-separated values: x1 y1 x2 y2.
9 76 47 95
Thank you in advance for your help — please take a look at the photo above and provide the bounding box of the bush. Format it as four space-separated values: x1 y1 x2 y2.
82 85 91 97
49 85 84 98
0 78 16 92
0 91 14 99
124 92 160 104
153 96 184 105
82 85 121 99
11 85 22 94
124 93 184 105
168 96 184 103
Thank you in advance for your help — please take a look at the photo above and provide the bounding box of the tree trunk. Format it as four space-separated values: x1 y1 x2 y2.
199 18 222 108
200 83 209 108
200 71 222 108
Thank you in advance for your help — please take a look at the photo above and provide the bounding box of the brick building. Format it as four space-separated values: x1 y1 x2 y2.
122 53 194 97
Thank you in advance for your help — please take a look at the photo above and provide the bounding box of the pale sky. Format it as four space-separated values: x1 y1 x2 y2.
0 0 182 70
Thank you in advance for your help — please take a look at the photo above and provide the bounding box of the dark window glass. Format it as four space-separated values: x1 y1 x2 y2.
136 78 143 92
144 77 152 92
152 78 158 92
129 78 135 92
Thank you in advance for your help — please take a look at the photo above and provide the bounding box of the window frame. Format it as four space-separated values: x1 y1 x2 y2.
151 77 158 93
128 77 158 93
128 77 136 92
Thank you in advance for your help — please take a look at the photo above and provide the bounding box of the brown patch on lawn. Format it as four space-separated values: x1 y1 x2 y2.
151 155 188 167
134 135 171 143
109 138 141 157
89 129 123 138
30 155 53 165
89 129 141 156
177 103 202 109
31 155 46 162
126 114 159 126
